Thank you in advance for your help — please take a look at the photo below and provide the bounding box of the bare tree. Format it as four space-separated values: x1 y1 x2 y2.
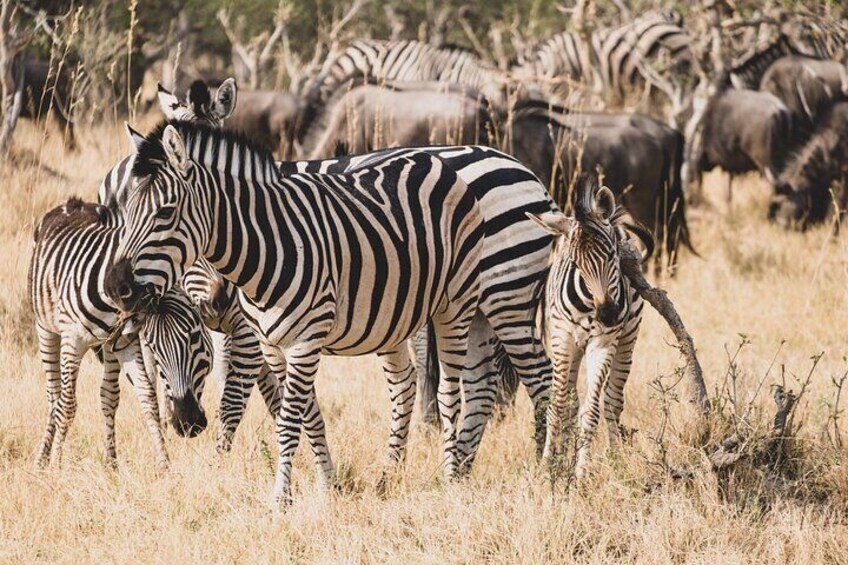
0 0 32 156
217 1 288 90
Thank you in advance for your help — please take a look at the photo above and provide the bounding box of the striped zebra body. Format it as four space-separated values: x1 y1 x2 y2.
299 40 502 141
28 198 212 471
106 121 487 503
283 144 557 472
522 11 693 125
528 174 646 478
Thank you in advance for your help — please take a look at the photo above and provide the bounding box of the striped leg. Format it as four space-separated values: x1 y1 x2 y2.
217 321 265 452
100 349 121 467
260 344 335 492
456 314 499 475
379 346 417 466
542 320 579 464
433 293 479 481
35 326 61 468
50 337 86 466
115 339 170 473
575 337 617 478
604 306 642 446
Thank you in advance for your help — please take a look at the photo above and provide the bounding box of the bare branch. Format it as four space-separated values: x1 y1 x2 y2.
329 0 369 42
619 242 710 414
383 4 405 42
456 7 493 66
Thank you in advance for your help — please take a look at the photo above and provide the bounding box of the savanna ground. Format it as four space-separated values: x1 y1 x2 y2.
0 119 847 563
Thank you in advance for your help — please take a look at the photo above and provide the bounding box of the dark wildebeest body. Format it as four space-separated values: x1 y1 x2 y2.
770 100 848 230
698 88 792 191
16 60 75 148
223 90 300 157
760 55 848 143
508 104 692 265
300 80 492 159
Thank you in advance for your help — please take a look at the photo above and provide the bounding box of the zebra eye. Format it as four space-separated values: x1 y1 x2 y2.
155 206 176 221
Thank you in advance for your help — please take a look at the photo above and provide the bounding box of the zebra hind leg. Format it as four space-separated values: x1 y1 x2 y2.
35 326 61 468
100 349 121 468
49 337 86 467
456 313 499 476
376 346 417 493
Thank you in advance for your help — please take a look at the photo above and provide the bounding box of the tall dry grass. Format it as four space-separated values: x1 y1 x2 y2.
0 118 847 563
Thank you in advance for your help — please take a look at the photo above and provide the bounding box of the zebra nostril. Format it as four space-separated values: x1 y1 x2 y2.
117 283 132 299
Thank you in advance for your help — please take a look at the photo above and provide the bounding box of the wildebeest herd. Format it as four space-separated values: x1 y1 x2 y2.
24 10 848 504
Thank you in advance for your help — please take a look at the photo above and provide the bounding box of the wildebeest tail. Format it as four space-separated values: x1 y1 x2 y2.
664 129 696 263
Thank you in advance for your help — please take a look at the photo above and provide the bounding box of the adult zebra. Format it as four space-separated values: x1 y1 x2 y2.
297 39 503 144
29 197 212 471
105 121 490 503
517 11 694 128
103 79 557 479
527 173 651 477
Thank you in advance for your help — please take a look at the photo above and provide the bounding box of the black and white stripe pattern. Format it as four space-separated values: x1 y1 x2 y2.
521 11 693 119
528 174 646 478
299 40 501 141
28 198 212 471
106 121 487 503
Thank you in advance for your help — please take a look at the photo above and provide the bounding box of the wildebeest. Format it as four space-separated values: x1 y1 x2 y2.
693 85 792 200
224 89 300 157
769 100 848 230
506 102 693 265
14 59 75 148
760 55 848 141
299 79 493 159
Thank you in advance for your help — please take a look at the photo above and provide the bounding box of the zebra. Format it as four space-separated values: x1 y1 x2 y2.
527 173 651 478
104 121 489 503
99 79 283 454
104 78 557 478
298 39 503 144
28 197 213 471
518 11 694 128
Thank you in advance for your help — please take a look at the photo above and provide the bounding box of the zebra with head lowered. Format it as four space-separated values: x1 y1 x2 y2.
527 173 652 478
104 121 488 504
28 198 212 471
107 78 557 481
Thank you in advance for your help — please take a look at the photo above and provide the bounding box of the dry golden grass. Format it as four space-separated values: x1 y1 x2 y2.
1 120 846 563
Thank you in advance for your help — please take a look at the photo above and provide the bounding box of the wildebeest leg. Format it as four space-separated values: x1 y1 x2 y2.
726 173 733 205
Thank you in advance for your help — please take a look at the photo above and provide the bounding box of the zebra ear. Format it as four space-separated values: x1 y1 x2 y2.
594 186 616 220
157 82 182 120
212 78 237 120
124 122 145 153
525 211 571 236
162 125 189 174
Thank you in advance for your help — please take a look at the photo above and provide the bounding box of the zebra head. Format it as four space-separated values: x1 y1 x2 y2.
158 78 237 127
106 124 210 312
141 287 213 438
528 173 626 328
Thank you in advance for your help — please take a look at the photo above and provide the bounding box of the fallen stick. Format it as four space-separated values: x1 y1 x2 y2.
618 242 711 415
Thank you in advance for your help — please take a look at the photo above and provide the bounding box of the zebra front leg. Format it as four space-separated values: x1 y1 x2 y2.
603 306 642 446
542 323 578 466
100 349 121 468
115 339 170 473
49 337 86 466
217 323 264 452
575 337 617 478
35 326 61 468
260 344 335 491
376 346 417 491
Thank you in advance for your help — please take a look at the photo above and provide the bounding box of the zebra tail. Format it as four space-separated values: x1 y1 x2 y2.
420 321 441 426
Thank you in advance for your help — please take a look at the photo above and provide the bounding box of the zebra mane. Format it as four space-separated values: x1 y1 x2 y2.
188 79 212 115
572 172 600 223
133 120 280 183
34 197 114 242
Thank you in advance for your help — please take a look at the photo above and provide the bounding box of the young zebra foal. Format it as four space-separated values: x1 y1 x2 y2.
528 173 651 478
28 198 213 470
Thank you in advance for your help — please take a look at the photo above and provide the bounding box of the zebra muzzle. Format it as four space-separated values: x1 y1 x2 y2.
596 301 622 327
105 258 159 313
170 393 207 438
